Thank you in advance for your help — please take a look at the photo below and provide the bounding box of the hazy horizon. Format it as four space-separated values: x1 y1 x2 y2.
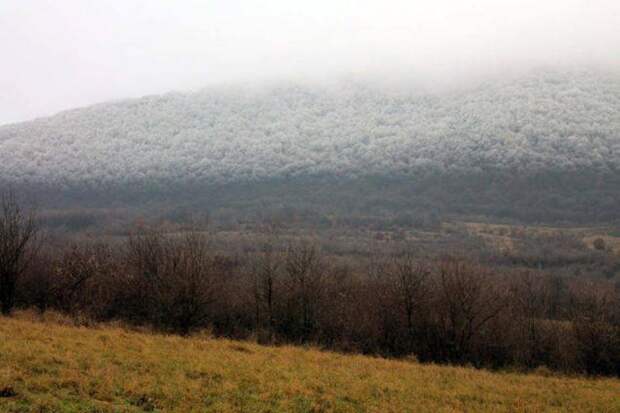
1 0 619 125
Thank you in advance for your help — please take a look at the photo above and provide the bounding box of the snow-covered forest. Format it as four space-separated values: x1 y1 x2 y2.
1 69 619 190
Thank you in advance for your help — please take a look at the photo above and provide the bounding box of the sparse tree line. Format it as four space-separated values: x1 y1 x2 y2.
1 191 620 377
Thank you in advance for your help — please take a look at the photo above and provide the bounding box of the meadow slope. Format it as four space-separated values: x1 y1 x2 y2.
1 314 619 412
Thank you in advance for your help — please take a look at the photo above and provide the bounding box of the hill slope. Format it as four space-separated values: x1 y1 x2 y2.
2 69 620 222
1 70 619 187
1 314 619 412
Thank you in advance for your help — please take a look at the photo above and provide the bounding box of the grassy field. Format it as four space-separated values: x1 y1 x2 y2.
1 313 619 412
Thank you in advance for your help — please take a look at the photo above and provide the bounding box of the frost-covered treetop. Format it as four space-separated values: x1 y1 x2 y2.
1 70 619 188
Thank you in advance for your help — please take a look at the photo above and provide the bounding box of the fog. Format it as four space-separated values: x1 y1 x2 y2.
1 0 619 125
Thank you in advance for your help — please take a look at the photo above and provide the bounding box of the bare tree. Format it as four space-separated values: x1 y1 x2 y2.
127 225 169 283
161 231 221 335
251 236 282 341
126 226 222 334
568 280 619 375
364 245 402 355
54 243 112 316
0 190 38 315
391 251 429 347
435 258 507 363
509 271 552 367
284 240 325 342
124 226 170 322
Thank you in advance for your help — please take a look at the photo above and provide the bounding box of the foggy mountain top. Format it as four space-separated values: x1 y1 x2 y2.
1 69 619 191
1 0 619 125
14 65 620 121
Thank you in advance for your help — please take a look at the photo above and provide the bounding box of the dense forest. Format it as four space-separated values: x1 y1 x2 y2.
1 69 620 223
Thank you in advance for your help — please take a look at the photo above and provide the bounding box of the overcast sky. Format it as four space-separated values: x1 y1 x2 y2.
1 0 619 125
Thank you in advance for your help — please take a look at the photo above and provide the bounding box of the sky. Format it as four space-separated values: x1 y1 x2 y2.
1 0 619 125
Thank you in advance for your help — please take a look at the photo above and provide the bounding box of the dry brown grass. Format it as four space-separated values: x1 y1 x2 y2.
462 221 620 256
1 312 619 412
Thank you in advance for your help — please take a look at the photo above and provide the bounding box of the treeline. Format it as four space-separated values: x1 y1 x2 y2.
12 171 620 231
1 192 620 377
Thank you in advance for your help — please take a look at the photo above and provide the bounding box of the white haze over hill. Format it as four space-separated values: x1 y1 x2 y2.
1 0 620 125
0 70 619 189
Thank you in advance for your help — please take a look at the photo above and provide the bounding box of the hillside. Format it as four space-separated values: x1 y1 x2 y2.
1 314 619 413
2 69 619 186
2 69 620 222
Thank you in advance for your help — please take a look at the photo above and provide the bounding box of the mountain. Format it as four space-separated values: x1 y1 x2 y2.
2 69 620 223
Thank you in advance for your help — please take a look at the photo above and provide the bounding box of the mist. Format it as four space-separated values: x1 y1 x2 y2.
1 0 619 125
